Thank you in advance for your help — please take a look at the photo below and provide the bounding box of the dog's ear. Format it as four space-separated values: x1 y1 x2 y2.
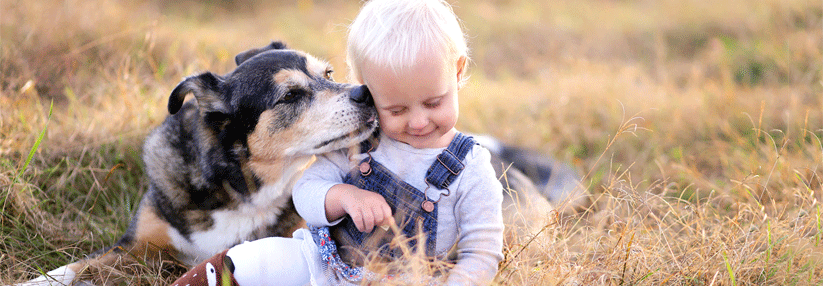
234 41 289 65
168 72 230 115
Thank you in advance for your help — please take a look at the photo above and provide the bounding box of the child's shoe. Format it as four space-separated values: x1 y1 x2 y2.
170 249 238 286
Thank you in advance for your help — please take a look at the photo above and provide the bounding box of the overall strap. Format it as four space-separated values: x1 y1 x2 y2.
424 132 476 189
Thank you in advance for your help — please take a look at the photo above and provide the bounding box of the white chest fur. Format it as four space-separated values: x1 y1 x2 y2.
168 157 314 266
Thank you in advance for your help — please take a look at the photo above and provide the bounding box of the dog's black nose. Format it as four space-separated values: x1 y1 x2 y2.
350 85 372 106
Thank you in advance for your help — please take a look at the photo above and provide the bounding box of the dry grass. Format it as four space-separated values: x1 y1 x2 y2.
2 0 822 285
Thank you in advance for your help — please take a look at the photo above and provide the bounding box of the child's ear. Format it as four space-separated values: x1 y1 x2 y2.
456 55 467 87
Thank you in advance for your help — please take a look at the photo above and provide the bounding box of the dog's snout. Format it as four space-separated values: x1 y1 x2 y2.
349 85 372 106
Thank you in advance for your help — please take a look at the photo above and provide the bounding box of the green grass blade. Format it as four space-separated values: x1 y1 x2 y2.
723 251 736 286
14 100 54 184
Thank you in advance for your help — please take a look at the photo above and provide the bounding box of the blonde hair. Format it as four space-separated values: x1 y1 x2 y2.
346 0 469 84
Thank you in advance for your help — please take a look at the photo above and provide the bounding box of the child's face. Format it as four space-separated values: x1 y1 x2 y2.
360 53 464 149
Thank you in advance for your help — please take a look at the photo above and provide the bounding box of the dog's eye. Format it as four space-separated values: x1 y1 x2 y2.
324 70 333 80
283 92 297 102
281 90 305 103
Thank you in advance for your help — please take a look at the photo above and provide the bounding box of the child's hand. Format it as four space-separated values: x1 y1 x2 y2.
325 184 394 233
341 188 394 233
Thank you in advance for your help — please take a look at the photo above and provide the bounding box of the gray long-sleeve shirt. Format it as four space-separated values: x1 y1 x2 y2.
293 133 504 285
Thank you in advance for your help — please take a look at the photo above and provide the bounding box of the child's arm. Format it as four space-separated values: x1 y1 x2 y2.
292 150 351 226
447 147 505 285
293 151 393 232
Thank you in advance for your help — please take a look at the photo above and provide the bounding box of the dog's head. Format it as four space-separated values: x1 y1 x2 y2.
167 42 377 168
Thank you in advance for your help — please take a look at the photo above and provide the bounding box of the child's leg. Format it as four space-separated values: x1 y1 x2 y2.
169 237 310 286
227 237 311 286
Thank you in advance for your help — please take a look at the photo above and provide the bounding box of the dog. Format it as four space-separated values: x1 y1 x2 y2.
17 42 584 285
20 41 378 285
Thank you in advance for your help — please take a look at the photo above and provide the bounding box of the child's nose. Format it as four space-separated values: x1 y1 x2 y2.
408 111 428 130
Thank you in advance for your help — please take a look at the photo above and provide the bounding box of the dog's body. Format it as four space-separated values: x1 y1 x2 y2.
18 42 583 285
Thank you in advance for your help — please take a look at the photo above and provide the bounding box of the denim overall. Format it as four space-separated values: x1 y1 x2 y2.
308 133 475 283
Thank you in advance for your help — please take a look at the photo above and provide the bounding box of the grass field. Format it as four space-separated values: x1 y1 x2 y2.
2 0 822 284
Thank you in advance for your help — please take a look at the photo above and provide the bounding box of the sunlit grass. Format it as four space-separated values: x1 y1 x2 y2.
2 0 822 284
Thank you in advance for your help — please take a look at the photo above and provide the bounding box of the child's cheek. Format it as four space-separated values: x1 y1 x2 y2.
376 111 396 131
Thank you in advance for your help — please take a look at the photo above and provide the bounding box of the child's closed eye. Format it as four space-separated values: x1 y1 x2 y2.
423 97 442 108
388 107 407 116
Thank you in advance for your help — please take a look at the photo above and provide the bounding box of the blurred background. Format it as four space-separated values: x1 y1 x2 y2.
2 0 822 284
